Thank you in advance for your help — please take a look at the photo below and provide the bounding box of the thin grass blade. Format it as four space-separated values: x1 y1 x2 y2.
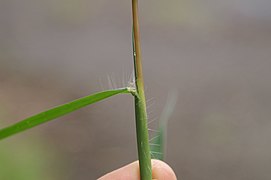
0 88 132 140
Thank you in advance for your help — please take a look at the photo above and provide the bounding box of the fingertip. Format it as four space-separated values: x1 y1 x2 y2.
99 160 177 180
152 159 177 180
98 161 140 180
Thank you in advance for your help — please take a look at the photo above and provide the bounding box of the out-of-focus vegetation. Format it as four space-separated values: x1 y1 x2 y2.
0 138 58 180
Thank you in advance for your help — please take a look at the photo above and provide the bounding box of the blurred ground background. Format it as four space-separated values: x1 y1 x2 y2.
1 0 271 179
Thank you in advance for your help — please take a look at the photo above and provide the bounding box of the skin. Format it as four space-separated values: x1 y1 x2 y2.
98 159 177 180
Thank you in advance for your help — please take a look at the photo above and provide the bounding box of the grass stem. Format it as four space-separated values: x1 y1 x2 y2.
132 0 152 179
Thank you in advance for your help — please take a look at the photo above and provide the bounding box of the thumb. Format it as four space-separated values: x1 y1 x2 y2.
98 159 177 180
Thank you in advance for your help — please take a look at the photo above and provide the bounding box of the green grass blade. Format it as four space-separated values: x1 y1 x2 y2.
150 127 164 160
150 90 178 161
0 88 132 140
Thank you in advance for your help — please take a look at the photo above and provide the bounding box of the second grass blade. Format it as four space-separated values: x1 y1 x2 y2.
150 91 178 161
